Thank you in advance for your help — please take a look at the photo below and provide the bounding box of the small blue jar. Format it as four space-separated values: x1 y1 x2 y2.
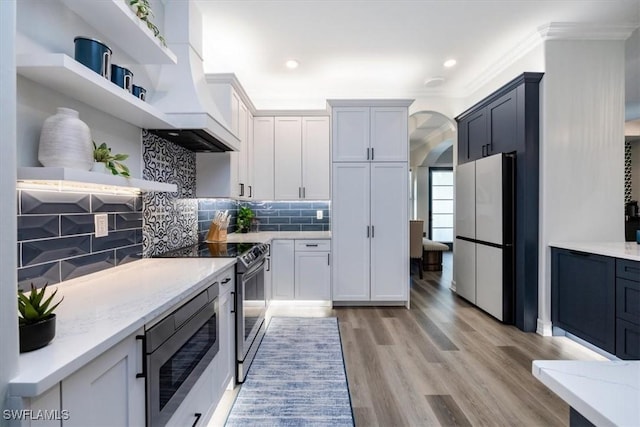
110 65 134 93
74 37 112 79
636 229 640 244
132 85 146 101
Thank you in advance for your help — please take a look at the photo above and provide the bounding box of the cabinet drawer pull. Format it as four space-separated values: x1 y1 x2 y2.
371 147 374 160
249 185 253 198
328 253 330 265
367 225 370 238
306 244 319 247
239 183 245 197
221 277 232 284
230 292 236 313
568 250 591 257
266 257 271 272
366 147 370 160
192 413 202 427
371 225 375 238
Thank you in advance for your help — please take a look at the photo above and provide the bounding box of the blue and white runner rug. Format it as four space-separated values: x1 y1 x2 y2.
226 317 354 426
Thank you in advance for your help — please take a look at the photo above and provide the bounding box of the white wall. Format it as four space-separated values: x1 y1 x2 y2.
17 76 143 177
538 39 626 334
1 0 19 422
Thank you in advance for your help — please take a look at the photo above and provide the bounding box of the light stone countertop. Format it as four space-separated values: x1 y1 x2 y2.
532 360 640 427
226 231 331 243
549 242 640 262
9 258 236 397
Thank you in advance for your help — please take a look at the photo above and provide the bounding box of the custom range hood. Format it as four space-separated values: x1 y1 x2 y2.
148 1 240 152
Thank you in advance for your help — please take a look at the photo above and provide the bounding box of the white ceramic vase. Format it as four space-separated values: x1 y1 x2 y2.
38 108 93 170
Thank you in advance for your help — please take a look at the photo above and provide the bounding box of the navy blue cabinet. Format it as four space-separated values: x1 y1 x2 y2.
616 259 640 359
457 73 543 332
457 109 487 163
551 248 616 354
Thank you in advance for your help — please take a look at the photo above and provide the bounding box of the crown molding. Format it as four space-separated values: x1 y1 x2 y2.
464 29 544 96
538 22 638 41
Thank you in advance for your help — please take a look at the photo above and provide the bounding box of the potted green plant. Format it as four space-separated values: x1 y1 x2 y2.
129 0 166 46
237 206 255 233
18 283 64 353
93 141 131 177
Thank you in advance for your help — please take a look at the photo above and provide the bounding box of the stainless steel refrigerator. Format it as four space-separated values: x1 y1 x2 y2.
454 152 515 323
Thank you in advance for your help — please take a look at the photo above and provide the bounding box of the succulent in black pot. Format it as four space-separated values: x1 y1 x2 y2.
18 283 63 353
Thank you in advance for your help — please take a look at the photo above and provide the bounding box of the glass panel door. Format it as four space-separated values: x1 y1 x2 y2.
429 168 454 243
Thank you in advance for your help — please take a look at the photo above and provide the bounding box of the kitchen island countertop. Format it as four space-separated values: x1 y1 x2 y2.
9 257 236 397
532 360 640 427
549 241 640 261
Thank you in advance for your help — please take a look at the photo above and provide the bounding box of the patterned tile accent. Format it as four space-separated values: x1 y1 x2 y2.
142 130 198 256
625 141 632 204
17 189 143 290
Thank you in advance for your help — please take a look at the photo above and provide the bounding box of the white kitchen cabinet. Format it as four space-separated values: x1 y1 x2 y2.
166 361 214 427
253 117 275 200
215 268 236 396
370 163 409 300
270 239 331 301
273 116 330 200
295 250 331 300
198 83 253 199
62 331 145 427
332 162 409 302
331 163 371 300
274 117 303 200
302 117 331 200
330 100 410 304
331 102 411 162
271 239 295 299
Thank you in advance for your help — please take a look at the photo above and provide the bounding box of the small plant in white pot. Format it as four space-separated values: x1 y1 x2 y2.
93 141 131 177
18 283 64 352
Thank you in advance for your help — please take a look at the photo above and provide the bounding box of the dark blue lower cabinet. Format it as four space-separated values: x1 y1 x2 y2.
616 318 640 359
551 248 616 354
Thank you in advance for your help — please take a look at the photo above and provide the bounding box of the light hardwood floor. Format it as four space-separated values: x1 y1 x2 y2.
212 253 605 426
336 253 605 427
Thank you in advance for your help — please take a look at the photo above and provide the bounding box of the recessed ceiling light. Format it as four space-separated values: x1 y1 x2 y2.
443 59 457 68
424 77 445 88
285 59 299 69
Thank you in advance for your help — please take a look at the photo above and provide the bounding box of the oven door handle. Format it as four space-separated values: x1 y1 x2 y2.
135 335 146 379
241 258 267 282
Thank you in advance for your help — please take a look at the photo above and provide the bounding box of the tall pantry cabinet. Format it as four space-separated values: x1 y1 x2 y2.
329 100 413 303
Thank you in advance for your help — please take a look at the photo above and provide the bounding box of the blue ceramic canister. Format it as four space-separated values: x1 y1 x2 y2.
132 85 147 101
74 37 112 79
111 65 134 93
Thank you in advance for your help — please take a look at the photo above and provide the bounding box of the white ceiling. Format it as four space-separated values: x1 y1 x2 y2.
196 0 640 110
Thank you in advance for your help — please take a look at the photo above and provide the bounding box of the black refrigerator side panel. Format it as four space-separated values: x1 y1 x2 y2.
502 153 516 324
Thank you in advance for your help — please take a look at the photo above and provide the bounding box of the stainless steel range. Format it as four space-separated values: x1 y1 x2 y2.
155 241 269 383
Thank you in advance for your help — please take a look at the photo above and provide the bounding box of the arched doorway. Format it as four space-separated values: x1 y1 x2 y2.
409 111 457 245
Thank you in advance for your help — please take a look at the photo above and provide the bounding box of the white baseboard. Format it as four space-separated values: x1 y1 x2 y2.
536 318 553 336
